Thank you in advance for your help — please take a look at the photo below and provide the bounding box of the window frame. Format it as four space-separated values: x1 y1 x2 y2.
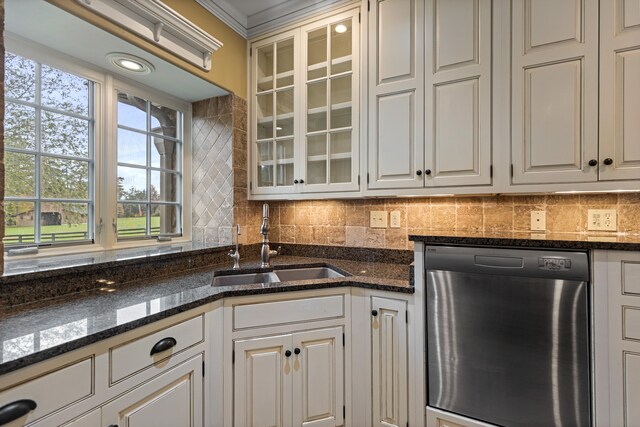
4 35 192 257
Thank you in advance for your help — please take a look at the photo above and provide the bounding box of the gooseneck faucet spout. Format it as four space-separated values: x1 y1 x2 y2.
260 203 280 268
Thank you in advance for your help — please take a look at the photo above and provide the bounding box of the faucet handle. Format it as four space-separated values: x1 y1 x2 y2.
235 224 241 235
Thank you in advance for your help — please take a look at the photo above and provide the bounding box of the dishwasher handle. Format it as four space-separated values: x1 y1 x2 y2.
474 255 523 269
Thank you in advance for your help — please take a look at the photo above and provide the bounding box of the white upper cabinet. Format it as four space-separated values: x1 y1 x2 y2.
424 0 492 187
599 0 640 181
511 0 599 185
249 8 360 198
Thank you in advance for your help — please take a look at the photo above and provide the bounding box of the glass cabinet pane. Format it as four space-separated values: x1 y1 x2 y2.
331 19 352 74
307 134 327 185
276 39 294 87
330 131 351 183
257 141 274 187
257 45 274 92
307 80 327 132
276 139 294 186
276 89 294 137
330 76 352 129
256 93 273 140
307 28 327 80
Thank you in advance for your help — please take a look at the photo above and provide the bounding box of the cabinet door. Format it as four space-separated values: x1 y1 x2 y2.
234 334 292 427
371 297 408 427
301 10 360 193
511 0 599 184
251 30 299 195
424 0 492 188
102 354 203 427
599 0 640 181
368 0 425 190
291 327 344 427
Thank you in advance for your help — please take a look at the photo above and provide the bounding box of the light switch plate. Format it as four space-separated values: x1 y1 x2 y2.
370 211 388 228
588 209 617 231
531 211 546 231
390 211 401 228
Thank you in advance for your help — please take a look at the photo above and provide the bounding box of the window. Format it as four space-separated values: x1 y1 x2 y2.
3 49 188 251
4 52 94 246
116 92 182 239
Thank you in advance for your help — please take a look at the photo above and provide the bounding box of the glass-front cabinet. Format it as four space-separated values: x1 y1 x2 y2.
250 8 359 196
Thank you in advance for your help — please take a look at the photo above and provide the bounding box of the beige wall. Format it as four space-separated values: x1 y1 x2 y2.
46 0 248 98
237 194 640 250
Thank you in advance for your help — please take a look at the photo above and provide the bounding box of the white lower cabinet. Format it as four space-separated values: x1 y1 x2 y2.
60 409 101 427
233 327 344 427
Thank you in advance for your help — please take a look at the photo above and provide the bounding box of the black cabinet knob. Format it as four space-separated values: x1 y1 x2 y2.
416 170 422 176
372 309 378 317
150 337 177 356
603 158 613 165
293 179 299 184
299 179 304 184
0 399 37 425
588 159 598 166
294 348 301 355
425 169 432 176
285 350 292 358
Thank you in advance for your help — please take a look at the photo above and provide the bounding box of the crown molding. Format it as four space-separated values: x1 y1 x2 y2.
195 0 248 38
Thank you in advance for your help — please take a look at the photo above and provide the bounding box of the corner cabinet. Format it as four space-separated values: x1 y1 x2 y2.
250 8 361 198
367 0 493 192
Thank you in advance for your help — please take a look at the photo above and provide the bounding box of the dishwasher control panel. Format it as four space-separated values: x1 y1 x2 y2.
538 257 571 270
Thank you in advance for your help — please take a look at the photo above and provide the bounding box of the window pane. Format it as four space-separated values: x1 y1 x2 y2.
4 201 36 245
118 166 147 201
41 157 89 199
41 111 89 158
40 203 89 243
5 152 35 197
117 203 148 238
41 65 89 116
150 102 177 139
151 138 178 169
151 171 177 202
5 52 36 102
151 204 178 235
117 93 147 130
118 128 147 166
5 103 36 150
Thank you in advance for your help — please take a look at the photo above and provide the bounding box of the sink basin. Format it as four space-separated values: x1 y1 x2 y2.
274 267 345 281
212 272 279 287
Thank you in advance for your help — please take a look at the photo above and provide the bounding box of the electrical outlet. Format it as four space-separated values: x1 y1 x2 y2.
531 211 546 231
370 211 388 228
588 209 617 231
390 211 401 228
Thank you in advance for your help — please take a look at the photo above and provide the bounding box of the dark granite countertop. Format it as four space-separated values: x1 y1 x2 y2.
409 230 640 251
0 256 411 376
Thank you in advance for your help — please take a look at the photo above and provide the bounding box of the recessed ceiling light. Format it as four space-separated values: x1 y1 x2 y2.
276 126 283 130
335 24 348 33
106 52 154 75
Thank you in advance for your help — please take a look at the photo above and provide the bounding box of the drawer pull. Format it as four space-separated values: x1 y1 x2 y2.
0 399 37 425
150 337 177 356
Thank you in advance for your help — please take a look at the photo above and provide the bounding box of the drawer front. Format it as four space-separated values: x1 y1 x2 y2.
109 315 204 384
0 358 93 425
622 260 640 295
233 295 345 330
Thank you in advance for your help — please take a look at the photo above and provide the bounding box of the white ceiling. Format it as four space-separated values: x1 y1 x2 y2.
5 0 227 102
196 0 352 38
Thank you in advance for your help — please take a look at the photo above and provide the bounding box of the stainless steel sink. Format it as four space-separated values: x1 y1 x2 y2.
274 267 345 281
211 272 279 287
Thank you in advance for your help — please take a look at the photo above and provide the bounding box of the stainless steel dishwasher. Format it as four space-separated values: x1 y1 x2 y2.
425 246 591 427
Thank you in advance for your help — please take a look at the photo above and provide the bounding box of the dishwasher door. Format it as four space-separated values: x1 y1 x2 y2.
426 246 591 427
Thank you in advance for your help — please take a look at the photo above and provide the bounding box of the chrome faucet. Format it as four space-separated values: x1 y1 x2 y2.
228 224 241 269
260 203 280 268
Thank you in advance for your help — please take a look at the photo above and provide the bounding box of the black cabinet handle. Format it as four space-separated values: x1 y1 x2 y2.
588 159 598 166
372 309 378 317
107 425 119 427
294 179 299 184
425 169 432 176
150 337 177 356
0 399 37 425
299 179 305 184
294 348 301 355
416 170 422 176
603 158 613 165
285 350 292 358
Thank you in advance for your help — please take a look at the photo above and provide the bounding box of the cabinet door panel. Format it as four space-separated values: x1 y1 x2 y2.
234 335 291 427
624 352 640 424
292 327 343 427
511 0 598 184
368 0 425 190
371 297 408 427
425 0 492 187
599 1 640 181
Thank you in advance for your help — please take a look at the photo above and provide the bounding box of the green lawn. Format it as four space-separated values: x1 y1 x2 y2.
5 217 160 242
